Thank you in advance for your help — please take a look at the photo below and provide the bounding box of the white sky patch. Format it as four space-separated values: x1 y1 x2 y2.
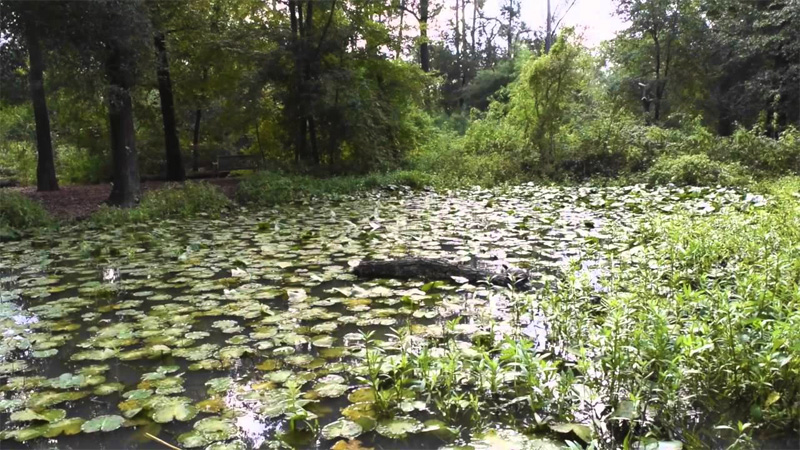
432 0 627 48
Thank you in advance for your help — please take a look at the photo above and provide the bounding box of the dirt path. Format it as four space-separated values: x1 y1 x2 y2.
14 179 240 221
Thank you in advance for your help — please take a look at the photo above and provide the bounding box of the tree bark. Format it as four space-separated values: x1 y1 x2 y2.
25 15 58 192
154 32 185 182
420 0 430 72
192 109 202 172
545 0 552 53
354 258 531 289
105 41 140 208
470 0 478 55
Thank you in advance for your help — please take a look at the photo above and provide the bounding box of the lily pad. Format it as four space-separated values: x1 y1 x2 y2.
81 414 125 433
148 396 198 423
322 418 363 440
375 416 423 439
10 408 67 423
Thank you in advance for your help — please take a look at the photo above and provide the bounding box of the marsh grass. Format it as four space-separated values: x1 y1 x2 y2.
0 190 52 239
353 178 800 448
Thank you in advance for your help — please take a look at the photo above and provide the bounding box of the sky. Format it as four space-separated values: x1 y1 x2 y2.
436 0 628 48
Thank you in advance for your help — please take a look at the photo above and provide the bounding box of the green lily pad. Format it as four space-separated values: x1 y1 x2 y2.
177 417 238 448
27 391 88 409
94 382 125 395
0 360 29 374
10 408 67 423
81 414 125 432
376 416 423 439
206 441 248 450
205 377 234 394
314 382 349 398
42 418 86 438
322 418 363 440
347 388 376 403
148 396 198 423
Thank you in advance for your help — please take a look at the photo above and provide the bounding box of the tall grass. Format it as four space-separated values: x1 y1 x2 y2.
0 191 51 239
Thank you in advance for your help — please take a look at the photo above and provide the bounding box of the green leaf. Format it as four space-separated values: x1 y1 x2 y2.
548 423 592 444
148 396 198 423
322 418 363 440
81 414 125 432
375 416 423 439
10 408 67 423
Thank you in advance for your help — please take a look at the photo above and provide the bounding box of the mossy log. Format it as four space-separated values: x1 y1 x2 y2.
353 258 530 289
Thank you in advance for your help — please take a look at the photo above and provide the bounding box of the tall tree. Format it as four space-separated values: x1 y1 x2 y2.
154 31 185 181
2 2 60 191
24 7 59 191
616 0 690 122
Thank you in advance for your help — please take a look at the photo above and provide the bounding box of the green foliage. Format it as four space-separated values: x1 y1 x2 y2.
538 181 800 444
235 170 432 206
0 191 51 239
88 181 230 226
645 153 750 186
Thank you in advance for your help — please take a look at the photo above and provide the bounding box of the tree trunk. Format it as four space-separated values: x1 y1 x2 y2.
396 0 406 59
354 258 531 289
192 109 202 172
308 117 319 165
545 0 552 53
25 16 58 192
470 0 478 55
154 32 185 182
419 0 430 72
105 42 140 208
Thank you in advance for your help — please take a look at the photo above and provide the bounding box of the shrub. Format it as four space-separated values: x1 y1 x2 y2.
88 181 230 227
236 170 432 206
721 126 800 175
0 191 51 239
645 153 750 186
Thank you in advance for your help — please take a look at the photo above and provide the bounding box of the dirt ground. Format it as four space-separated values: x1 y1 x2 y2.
14 178 240 221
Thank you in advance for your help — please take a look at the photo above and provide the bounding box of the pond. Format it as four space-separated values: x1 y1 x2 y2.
0 185 756 450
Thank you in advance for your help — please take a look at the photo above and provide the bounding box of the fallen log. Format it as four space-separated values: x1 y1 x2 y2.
353 258 530 289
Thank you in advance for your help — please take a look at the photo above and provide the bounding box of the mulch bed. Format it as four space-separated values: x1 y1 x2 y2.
11 178 240 221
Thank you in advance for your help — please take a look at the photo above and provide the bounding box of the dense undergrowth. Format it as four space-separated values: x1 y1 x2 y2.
86 181 231 227
0 190 51 240
348 179 800 449
235 170 433 206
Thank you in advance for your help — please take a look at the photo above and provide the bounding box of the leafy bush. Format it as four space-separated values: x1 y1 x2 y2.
0 191 51 239
721 126 800 175
646 153 750 186
537 184 800 445
236 170 432 206
88 181 230 226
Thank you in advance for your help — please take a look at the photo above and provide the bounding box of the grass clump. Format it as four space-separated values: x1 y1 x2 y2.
89 181 230 227
645 153 751 186
0 191 51 239
540 178 800 447
235 170 432 206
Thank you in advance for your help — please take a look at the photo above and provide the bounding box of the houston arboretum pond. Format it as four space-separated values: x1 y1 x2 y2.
1 185 798 450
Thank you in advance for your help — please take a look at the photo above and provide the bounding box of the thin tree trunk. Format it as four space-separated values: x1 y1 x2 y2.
506 2 513 57
105 42 140 208
471 0 478 55
396 0 406 59
545 0 552 53
154 32 185 181
420 0 430 72
192 109 202 172
308 117 319 165
653 32 662 122
25 16 58 191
